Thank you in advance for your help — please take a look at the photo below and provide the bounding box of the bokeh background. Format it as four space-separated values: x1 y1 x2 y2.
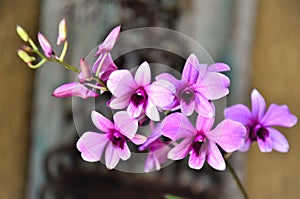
1 0 300 198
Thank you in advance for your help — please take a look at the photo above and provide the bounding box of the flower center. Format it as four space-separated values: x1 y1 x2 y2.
180 86 195 103
130 88 147 107
250 124 269 142
192 132 205 156
108 130 126 149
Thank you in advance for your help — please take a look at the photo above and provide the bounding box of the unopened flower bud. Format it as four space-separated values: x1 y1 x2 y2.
57 18 67 45
16 25 29 42
17 49 36 63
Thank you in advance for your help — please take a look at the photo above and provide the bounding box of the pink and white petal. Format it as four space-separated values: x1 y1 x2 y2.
38 32 53 57
188 148 206 170
105 142 120 169
207 119 246 153
131 134 147 145
118 143 131 160
76 132 108 162
146 80 176 107
156 73 183 89
206 142 226 171
91 110 114 132
194 92 215 118
196 114 215 133
268 127 289 152
98 53 118 81
251 89 266 120
182 54 200 85
127 102 144 119
95 26 120 56
207 62 230 73
113 111 138 139
195 72 230 100
145 99 160 121
79 58 92 83
261 104 298 128
52 82 98 99
135 62 151 86
224 104 253 125
144 153 160 173
167 138 193 160
107 70 137 97
257 135 273 153
161 113 196 141
181 98 195 116
108 95 130 109
239 137 251 152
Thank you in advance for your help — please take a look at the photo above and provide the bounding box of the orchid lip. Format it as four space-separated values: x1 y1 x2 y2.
108 130 126 149
130 88 147 107
249 123 269 142
180 86 195 103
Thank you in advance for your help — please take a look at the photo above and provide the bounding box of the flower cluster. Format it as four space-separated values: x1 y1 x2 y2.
17 19 297 175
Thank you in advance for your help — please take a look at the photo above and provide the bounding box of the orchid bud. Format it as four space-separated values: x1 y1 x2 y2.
21 45 33 52
38 32 53 58
17 49 36 63
16 25 29 42
78 58 93 83
57 18 67 45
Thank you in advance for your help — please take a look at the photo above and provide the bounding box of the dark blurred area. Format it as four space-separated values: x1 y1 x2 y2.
1 0 300 199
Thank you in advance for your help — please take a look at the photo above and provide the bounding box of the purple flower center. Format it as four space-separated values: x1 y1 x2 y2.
250 124 269 142
192 132 205 156
130 88 147 107
180 86 195 104
108 130 126 149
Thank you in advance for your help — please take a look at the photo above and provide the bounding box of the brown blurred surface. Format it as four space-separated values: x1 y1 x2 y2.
0 0 39 198
246 0 300 198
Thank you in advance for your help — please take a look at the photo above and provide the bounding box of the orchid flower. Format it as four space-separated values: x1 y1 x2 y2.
77 111 146 169
139 123 172 172
107 62 175 121
224 89 297 152
92 26 120 81
52 58 98 99
161 113 246 170
156 54 230 118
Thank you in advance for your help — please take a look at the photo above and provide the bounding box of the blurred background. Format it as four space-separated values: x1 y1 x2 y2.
1 0 300 198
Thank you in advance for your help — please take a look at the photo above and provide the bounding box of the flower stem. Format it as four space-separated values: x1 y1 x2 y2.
225 159 249 199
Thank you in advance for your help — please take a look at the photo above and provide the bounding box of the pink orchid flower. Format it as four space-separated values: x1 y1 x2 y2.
52 58 98 99
224 89 297 152
156 54 230 118
139 123 172 172
161 113 246 170
107 62 175 121
77 111 146 169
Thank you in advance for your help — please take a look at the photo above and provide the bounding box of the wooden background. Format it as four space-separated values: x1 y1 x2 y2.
1 0 300 198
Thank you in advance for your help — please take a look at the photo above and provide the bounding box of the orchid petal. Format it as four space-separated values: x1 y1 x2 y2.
135 62 151 86
206 142 226 170
195 72 230 100
91 110 114 133
251 89 266 120
167 137 193 160
78 58 92 83
268 127 289 152
52 82 98 99
261 104 298 127
207 119 246 153
194 92 215 118
188 146 206 170
239 137 251 152
113 111 138 139
182 54 200 85
257 135 272 153
118 143 131 160
92 53 117 81
108 95 131 109
224 104 253 125
131 134 147 145
95 26 120 56
145 99 160 121
207 63 230 73
146 80 176 107
107 69 137 97
181 98 195 116
105 142 120 169
196 114 215 133
38 32 53 57
76 132 108 162
144 153 159 173
156 73 183 89
161 113 196 141
127 102 144 119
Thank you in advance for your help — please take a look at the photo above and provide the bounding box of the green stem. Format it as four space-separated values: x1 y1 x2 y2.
225 159 249 199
